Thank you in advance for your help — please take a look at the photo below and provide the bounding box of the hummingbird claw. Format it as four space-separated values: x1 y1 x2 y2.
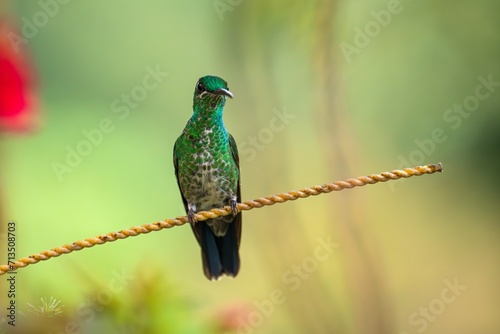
188 210 196 224
230 200 239 216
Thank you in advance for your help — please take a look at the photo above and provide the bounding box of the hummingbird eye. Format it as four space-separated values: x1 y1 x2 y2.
196 81 205 94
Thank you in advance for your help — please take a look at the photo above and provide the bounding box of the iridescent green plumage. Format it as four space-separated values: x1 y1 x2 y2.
173 75 241 280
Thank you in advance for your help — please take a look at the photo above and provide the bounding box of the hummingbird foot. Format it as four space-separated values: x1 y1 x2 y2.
188 209 197 224
230 199 239 217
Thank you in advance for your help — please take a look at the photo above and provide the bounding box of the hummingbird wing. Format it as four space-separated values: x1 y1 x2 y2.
228 133 242 248
173 138 189 215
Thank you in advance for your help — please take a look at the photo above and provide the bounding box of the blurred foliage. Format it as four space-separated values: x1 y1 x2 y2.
0 0 499 333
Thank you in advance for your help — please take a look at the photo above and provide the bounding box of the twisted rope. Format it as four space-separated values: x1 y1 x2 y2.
0 163 442 275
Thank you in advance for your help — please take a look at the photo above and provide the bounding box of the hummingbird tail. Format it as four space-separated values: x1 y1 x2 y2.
197 218 240 280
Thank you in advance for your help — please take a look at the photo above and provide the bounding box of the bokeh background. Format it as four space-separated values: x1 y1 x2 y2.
1 0 499 333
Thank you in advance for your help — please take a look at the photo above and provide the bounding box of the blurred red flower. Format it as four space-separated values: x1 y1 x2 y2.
216 301 253 333
0 17 39 133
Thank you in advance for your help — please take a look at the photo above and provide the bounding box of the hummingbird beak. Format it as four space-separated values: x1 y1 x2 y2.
213 88 233 99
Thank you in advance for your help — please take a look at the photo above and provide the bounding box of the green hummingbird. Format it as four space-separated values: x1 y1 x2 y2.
173 75 241 280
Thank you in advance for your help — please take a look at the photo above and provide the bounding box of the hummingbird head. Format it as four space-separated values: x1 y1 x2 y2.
193 75 233 112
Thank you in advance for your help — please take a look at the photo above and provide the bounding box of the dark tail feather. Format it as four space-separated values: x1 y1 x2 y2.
197 219 240 280
219 220 240 277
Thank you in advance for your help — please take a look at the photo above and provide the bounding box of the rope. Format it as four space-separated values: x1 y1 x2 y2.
0 163 442 275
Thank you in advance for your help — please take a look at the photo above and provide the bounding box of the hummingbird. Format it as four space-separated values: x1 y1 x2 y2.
173 75 241 280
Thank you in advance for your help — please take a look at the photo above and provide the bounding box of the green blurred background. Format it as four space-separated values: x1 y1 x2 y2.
1 0 499 333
